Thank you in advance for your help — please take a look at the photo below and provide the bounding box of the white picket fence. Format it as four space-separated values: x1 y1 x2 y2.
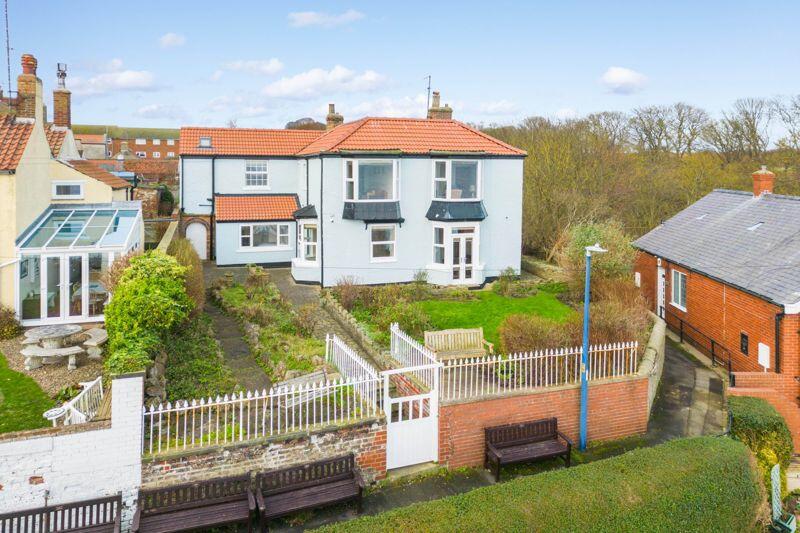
327 333 380 380
55 377 104 425
389 323 440 389
441 342 639 402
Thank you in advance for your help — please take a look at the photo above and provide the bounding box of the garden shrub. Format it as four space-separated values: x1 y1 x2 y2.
167 237 206 313
729 395 794 498
0 305 22 340
499 314 576 353
373 301 433 345
332 276 363 311
101 250 143 292
104 333 161 375
294 304 320 337
492 267 517 296
245 264 270 290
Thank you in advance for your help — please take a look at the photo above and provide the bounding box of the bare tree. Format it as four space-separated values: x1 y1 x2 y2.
668 103 709 156
773 95 800 150
702 98 770 161
629 106 671 153
585 111 630 149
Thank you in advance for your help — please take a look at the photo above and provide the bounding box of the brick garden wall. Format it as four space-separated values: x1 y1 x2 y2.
438 375 649 468
142 420 387 488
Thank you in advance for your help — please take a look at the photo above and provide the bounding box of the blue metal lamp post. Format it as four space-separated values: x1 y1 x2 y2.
580 243 607 451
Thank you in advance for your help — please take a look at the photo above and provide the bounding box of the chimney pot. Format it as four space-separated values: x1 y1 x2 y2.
752 166 775 196
326 103 343 131
427 90 453 120
21 54 37 75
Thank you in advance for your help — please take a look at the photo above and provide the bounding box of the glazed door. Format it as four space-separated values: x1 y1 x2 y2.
451 228 476 283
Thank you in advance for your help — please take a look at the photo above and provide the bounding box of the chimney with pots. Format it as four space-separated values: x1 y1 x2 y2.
752 165 775 196
53 63 71 128
427 90 453 120
17 54 44 122
326 103 343 131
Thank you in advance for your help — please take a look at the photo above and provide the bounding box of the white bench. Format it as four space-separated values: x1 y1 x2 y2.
22 345 85 371
424 328 494 361
83 327 108 360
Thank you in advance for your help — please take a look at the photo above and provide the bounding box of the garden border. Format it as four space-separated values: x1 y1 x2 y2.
321 292 386 368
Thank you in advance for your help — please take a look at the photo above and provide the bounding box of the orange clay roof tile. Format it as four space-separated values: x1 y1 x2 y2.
215 194 300 222
45 124 67 157
67 159 131 189
180 127 323 156
0 115 34 171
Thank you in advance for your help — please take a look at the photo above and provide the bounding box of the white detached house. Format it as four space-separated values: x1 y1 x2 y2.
179 98 525 287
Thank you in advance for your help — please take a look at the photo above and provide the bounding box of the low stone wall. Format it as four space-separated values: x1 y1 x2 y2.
438 374 649 468
320 292 386 367
142 419 387 488
638 316 666 414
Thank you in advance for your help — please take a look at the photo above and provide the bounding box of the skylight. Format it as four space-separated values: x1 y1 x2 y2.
747 222 764 231
695 213 708 220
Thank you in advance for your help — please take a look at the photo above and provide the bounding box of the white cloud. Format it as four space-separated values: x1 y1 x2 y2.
346 94 428 118
288 9 364 28
136 103 186 120
206 94 273 118
210 70 224 81
70 60 156 97
263 65 386 98
478 100 519 115
555 107 578 120
159 32 186 48
222 58 284 76
600 66 647 95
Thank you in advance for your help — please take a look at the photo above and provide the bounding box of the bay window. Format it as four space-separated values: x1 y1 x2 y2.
344 159 397 201
240 223 290 250
431 160 480 200
370 225 396 262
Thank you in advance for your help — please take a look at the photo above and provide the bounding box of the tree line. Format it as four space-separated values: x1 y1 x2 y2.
483 97 800 259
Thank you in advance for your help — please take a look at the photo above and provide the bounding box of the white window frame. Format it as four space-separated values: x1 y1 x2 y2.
167 139 175 146
370 224 397 263
244 160 270 189
670 269 687 311
427 222 481 279
298 222 318 264
167 151 175 158
431 159 482 201
152 139 161 146
152 151 161 159
135 151 146 158
51 181 84 200
135 138 146 145
343 159 399 202
199 136 212 148
432 225 446 265
238 223 290 252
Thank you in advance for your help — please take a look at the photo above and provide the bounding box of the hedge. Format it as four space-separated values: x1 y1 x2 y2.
318 437 766 533
729 395 794 498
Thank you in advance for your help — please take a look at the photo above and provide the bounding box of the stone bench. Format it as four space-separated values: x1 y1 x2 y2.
83 327 108 360
22 345 85 371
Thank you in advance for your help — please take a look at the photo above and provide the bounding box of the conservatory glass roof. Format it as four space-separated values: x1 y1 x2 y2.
18 204 140 251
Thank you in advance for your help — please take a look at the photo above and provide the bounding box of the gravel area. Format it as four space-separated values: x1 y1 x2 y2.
0 335 104 397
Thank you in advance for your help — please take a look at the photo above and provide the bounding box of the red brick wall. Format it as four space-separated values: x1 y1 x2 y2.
112 138 180 159
635 252 658 311
438 376 649 468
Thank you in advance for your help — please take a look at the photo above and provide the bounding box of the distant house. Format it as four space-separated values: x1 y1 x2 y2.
72 125 180 159
0 54 141 326
179 94 526 286
634 167 800 440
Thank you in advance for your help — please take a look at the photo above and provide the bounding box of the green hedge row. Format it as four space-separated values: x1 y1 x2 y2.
729 395 794 498
318 437 765 533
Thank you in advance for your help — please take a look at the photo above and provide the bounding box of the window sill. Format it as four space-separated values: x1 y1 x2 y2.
346 199 398 203
52 196 85 201
432 198 481 202
292 258 319 267
242 186 271 191
237 246 291 253
670 301 687 312
370 257 397 264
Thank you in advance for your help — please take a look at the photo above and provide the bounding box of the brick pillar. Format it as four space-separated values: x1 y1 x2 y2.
16 54 40 120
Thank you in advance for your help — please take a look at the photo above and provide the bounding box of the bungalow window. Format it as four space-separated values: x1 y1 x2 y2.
240 223 290 249
670 269 687 310
344 160 397 201
245 161 269 188
370 225 396 262
740 332 749 355
52 182 84 200
431 160 480 200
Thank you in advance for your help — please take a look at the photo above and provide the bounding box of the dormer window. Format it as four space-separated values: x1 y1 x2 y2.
432 160 481 201
199 136 212 148
343 159 398 201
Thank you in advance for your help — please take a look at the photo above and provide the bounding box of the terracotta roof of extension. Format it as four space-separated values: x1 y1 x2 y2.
180 127 323 156
0 115 33 171
45 125 67 157
74 133 106 144
215 194 300 222
296 117 527 156
67 159 131 189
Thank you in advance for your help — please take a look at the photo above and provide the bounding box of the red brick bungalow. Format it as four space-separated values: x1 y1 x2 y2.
633 167 800 445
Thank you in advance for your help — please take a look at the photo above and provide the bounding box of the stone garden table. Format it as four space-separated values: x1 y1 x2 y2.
25 324 83 349
23 324 85 371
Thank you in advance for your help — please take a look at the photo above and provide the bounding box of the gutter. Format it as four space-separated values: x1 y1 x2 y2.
775 312 784 373
0 258 18 269
210 157 216 260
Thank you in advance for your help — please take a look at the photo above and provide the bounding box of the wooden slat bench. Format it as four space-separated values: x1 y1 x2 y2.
485 417 572 482
132 474 255 533
255 454 364 529
424 328 494 360
0 493 121 533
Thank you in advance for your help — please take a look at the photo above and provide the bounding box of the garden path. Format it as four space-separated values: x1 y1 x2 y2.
204 303 271 391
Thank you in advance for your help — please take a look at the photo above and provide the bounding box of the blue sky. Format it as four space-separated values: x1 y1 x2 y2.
13 0 800 128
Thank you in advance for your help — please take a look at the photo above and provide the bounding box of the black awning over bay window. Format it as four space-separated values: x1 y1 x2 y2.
425 201 487 222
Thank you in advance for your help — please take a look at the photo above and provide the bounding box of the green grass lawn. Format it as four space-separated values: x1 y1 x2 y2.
418 288 574 347
0 352 53 433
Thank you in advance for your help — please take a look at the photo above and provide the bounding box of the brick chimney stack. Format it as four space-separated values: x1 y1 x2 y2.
427 90 453 120
753 166 775 196
53 63 71 128
326 103 343 131
17 53 44 122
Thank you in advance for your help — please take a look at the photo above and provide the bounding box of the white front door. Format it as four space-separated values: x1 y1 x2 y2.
656 265 666 317
185 223 208 260
451 227 476 283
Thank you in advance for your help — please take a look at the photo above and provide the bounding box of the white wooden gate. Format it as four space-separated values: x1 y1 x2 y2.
383 365 439 469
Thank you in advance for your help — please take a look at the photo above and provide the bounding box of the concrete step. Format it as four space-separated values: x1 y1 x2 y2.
385 462 439 481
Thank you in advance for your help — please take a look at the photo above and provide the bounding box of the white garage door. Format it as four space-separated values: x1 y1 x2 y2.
185 222 208 260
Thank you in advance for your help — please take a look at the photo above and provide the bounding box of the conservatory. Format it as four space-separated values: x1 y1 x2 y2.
15 202 143 326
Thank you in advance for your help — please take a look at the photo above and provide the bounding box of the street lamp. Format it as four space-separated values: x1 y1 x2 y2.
580 243 607 451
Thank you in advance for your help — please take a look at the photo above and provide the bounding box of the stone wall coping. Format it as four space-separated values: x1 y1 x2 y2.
637 316 665 378
0 420 111 443
142 416 385 462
